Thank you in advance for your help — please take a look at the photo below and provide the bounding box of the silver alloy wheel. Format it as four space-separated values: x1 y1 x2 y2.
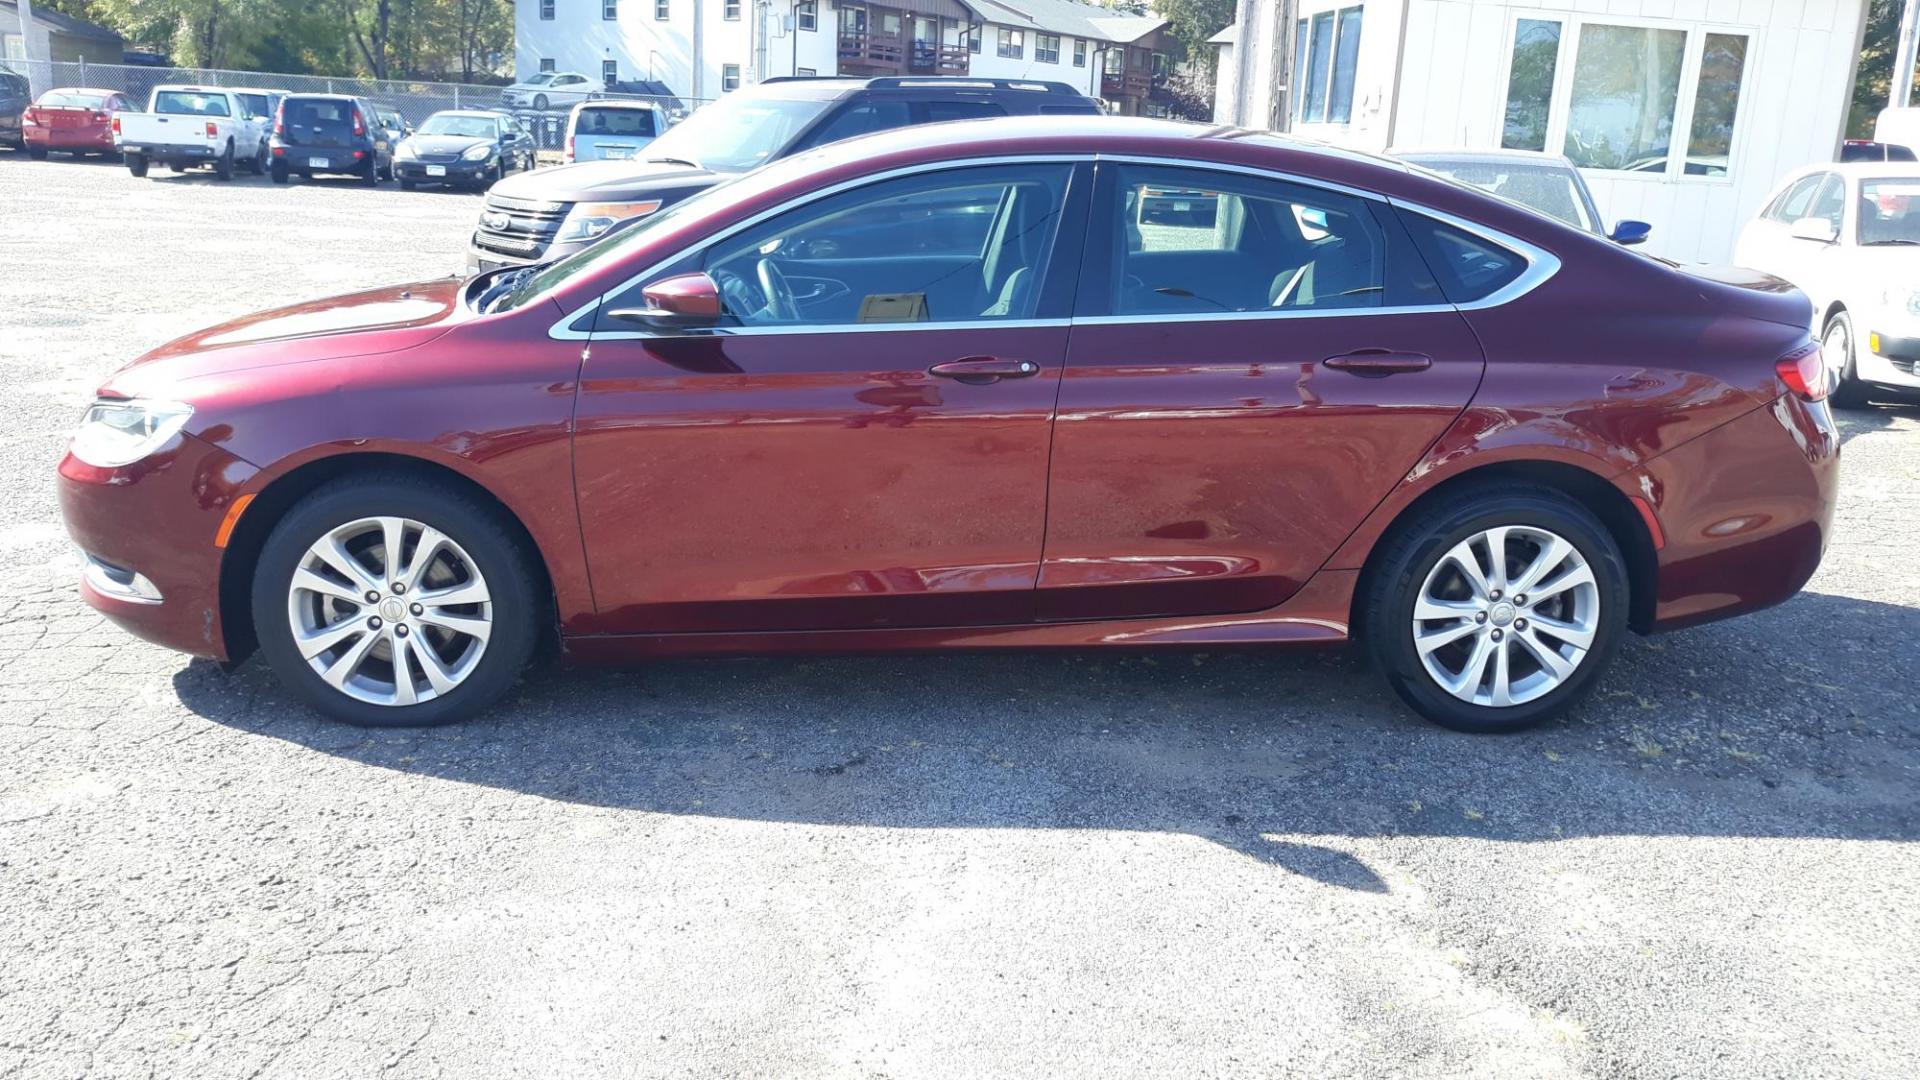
1412 525 1599 708
1823 317 1852 391
285 516 492 707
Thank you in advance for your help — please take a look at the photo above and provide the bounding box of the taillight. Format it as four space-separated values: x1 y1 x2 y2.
352 109 366 137
204 120 218 138
111 115 120 134
1775 343 1829 403
273 102 284 136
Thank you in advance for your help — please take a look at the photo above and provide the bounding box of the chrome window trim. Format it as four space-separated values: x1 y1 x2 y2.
546 152 1558 341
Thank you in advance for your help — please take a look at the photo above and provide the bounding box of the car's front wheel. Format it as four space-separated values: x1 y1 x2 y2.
250 475 544 726
1365 487 1629 733
1824 310 1870 408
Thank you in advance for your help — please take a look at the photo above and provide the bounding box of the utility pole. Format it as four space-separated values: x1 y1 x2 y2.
1227 0 1252 125
1895 0 1920 111
17 0 38 93
1264 0 1293 132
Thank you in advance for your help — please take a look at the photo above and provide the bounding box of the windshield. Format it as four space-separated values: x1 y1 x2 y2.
420 113 497 138
1404 158 1596 233
1858 179 1920 245
154 91 231 117
641 93 834 172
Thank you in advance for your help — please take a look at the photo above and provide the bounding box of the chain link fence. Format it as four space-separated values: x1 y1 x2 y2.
4 59 706 152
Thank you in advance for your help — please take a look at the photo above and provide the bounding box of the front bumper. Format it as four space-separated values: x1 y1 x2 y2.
396 158 492 182
1623 392 1839 632
1860 328 1920 389
58 431 259 660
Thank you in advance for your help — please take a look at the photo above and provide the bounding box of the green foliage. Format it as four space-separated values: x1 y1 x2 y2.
1850 0 1903 138
31 0 509 79
1154 0 1234 78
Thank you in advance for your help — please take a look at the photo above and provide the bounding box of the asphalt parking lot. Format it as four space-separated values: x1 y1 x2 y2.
1 150 1917 1079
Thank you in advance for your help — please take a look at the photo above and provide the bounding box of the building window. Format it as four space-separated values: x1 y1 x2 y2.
1104 48 1122 74
1294 5 1362 125
539 58 557 73
1072 38 1086 67
797 0 816 31
1500 18 1749 177
968 25 982 53
655 0 668 17
724 0 740 19
997 27 1024 60
722 64 742 92
603 0 617 19
1501 19 1559 151
603 60 619 83
1035 33 1060 64
539 0 554 19
1 33 23 61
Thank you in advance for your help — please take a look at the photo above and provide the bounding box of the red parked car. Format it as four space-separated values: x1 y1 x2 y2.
23 87 134 159
57 118 1840 732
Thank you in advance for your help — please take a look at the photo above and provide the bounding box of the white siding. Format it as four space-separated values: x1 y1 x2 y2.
1384 0 1868 262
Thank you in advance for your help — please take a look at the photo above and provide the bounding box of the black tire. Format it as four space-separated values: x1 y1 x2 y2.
27 145 47 160
126 153 148 177
1824 310 1871 409
1363 485 1630 734
214 141 234 180
270 160 289 184
250 473 546 727
400 178 416 191
249 140 268 175
361 157 380 186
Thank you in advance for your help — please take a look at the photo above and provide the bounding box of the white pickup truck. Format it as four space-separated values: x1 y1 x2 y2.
115 85 274 179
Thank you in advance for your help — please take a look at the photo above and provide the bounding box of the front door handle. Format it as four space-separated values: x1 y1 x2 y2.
928 357 1041 384
1322 350 1433 376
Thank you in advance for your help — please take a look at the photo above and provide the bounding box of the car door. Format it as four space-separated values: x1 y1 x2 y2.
571 160 1092 633
1035 162 1489 622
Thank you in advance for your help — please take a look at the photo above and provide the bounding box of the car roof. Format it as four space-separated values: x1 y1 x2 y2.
1775 160 1920 188
1392 147 1579 169
40 86 121 96
757 75 1091 98
432 109 501 118
574 99 658 109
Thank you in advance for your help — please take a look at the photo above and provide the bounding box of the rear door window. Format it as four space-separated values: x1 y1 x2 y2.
1099 164 1394 315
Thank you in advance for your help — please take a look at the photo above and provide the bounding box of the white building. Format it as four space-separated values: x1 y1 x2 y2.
1212 0 1870 264
515 0 1176 114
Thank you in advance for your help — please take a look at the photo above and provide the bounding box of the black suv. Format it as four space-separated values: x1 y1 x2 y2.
467 76 1103 273
270 94 394 185
0 66 28 151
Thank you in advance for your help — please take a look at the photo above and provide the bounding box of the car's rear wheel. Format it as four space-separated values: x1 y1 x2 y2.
214 141 234 180
250 475 544 727
1365 487 1629 733
1824 310 1871 408
126 153 148 177
249 140 268 175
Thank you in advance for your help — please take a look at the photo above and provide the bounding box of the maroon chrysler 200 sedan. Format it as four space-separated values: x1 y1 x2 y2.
57 118 1839 733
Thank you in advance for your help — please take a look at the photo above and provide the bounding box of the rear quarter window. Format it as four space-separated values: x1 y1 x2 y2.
1395 211 1529 304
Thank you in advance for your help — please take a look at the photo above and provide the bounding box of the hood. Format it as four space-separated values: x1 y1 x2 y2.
489 157 723 203
1670 262 1814 330
403 133 492 156
103 278 464 397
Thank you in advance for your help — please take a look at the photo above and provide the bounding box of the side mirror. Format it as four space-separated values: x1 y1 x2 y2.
1608 219 1652 246
607 272 723 328
1790 216 1839 244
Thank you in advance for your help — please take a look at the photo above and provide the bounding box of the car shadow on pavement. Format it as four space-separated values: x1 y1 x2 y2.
1833 397 1920 444
172 589 1920 892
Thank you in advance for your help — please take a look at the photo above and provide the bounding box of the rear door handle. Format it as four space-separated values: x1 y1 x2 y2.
1322 350 1433 376
928 357 1041 384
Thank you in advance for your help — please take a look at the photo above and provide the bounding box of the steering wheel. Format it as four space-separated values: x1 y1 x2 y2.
756 257 802 322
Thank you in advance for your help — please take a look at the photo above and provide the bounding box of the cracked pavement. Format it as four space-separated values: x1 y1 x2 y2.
1 151 1918 1079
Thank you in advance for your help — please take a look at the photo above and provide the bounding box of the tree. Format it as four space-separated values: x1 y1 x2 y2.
1155 0 1236 79
1850 0 1904 138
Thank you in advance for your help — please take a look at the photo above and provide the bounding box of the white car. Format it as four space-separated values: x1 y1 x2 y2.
1735 162 1920 404
499 72 597 113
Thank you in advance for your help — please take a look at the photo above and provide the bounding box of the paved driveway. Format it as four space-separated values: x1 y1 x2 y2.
1 151 1916 1079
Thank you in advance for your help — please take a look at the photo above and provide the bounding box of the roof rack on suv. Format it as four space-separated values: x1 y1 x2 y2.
759 75 1083 94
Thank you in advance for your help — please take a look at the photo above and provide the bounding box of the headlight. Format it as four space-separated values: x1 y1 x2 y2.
552 200 664 243
395 140 417 159
462 143 494 162
1881 287 1920 316
69 398 194 468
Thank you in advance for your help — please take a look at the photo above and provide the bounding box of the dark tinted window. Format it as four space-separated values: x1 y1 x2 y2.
1106 164 1390 315
1396 212 1527 304
801 99 913 148
576 107 656 135
922 100 1004 123
284 98 354 128
154 90 230 117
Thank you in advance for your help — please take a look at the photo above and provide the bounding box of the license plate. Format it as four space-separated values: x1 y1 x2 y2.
307 156 329 169
425 165 446 177
600 146 635 160
123 146 143 154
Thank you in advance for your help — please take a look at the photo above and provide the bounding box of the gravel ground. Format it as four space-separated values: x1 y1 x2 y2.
1 151 1918 1080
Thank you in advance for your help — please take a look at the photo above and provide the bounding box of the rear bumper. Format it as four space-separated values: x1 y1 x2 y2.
25 126 113 149
120 142 217 163
57 432 258 660
1624 394 1839 632
272 145 374 174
